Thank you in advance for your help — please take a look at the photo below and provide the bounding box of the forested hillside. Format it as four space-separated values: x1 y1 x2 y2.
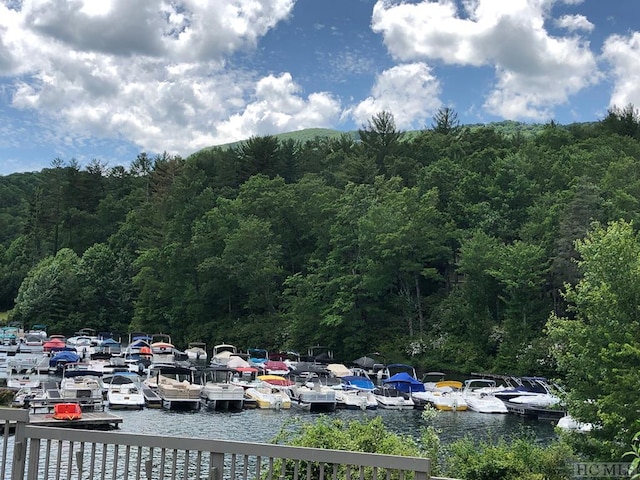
2 107 639 376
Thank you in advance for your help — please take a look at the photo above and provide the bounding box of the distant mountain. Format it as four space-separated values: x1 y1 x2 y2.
192 120 592 156
194 128 354 154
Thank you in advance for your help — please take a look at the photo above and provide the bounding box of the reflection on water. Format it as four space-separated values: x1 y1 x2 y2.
115 407 559 446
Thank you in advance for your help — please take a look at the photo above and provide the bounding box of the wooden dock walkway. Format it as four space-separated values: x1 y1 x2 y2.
29 410 123 429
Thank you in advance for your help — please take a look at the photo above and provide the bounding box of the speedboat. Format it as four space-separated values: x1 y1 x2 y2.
210 344 238 366
185 342 208 363
461 379 508 413
6 370 41 390
413 380 468 411
105 372 145 410
334 375 377 410
557 414 593 432
244 378 292 410
383 371 427 408
373 384 414 410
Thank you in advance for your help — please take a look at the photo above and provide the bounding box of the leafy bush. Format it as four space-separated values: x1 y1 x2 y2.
272 416 426 480
444 434 575 480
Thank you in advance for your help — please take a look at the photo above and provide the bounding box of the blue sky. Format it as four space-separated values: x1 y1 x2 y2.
0 0 639 175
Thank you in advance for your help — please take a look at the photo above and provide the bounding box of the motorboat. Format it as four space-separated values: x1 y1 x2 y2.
247 348 269 367
105 372 145 410
413 380 468 411
461 379 508 414
261 360 290 375
199 366 245 411
150 335 177 365
557 414 593 432
373 384 414 410
59 364 105 411
18 333 45 354
334 375 377 410
244 379 292 410
48 350 81 375
7 353 42 374
326 363 352 378
287 380 337 412
383 371 427 408
6 369 41 390
498 377 566 419
148 364 201 411
185 342 208 363
43 336 67 353
306 345 334 364
210 344 238 366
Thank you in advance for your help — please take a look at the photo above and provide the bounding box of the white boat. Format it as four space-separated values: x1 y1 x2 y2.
412 380 468 411
18 333 45 354
210 344 238 366
185 342 208 363
106 372 145 410
462 379 508 414
105 373 145 410
199 366 245 411
373 385 415 410
150 336 177 365
108 371 161 408
333 375 377 410
6 370 41 390
287 381 337 412
149 364 201 411
557 414 593 432
244 382 292 410
326 363 352 378
59 364 105 411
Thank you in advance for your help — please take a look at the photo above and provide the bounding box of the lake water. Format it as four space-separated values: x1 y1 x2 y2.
113 406 559 448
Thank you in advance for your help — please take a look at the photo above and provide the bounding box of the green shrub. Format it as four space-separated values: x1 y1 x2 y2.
444 434 575 480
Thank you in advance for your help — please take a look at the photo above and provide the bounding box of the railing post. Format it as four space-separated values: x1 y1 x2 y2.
209 452 224 480
10 409 29 480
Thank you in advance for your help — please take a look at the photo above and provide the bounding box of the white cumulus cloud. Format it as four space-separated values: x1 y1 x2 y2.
555 14 594 33
371 0 600 120
602 32 640 110
215 73 342 142
349 63 441 129
0 0 324 158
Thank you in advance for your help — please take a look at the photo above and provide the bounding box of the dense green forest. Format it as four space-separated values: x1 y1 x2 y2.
1 107 639 379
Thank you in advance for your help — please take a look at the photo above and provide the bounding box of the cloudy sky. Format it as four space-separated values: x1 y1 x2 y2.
0 0 638 175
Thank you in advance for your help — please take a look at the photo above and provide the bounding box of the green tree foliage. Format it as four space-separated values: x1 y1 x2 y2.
2 112 640 385
445 434 574 480
600 103 640 138
547 220 640 460
358 111 403 171
273 416 425 480
12 248 81 332
430 106 461 135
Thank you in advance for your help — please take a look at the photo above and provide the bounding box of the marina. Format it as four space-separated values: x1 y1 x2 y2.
0 331 566 446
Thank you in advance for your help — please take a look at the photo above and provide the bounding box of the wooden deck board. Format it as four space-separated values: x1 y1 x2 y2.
29 411 123 429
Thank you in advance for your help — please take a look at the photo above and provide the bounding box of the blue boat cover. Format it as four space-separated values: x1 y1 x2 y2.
49 350 81 367
341 376 375 391
383 372 426 393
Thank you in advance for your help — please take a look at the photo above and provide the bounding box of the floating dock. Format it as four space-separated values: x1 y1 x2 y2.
29 411 123 430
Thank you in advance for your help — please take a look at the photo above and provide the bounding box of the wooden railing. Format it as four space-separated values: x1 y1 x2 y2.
0 407 450 480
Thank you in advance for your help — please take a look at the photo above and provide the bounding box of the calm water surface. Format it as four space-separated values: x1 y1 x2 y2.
114 407 559 447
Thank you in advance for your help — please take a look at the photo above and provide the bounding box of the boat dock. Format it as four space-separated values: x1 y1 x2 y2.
29 410 123 429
